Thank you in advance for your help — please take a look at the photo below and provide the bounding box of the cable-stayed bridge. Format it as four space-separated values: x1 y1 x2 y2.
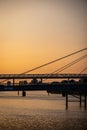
0 48 87 109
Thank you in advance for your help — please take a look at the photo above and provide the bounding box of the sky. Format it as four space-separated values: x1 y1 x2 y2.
0 0 87 74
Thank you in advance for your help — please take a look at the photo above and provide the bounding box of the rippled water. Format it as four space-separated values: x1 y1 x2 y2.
0 91 87 130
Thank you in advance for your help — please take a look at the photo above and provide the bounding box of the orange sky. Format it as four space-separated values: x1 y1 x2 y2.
0 0 87 74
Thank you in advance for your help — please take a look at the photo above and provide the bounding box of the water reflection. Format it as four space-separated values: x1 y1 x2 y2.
0 91 87 130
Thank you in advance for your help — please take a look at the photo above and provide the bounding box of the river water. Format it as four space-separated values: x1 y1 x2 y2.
0 91 87 130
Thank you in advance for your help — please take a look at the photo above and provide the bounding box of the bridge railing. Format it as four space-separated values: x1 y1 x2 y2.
0 74 87 79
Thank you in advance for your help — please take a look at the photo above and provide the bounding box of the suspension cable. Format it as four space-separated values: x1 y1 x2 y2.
20 48 87 74
0 48 87 83
53 54 87 74
79 67 87 74
43 54 87 80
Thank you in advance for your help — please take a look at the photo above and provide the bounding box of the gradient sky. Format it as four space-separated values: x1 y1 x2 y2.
0 0 87 74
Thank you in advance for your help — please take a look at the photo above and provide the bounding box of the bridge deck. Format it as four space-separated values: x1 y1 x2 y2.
0 74 87 79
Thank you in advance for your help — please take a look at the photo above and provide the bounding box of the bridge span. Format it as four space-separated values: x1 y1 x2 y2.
0 73 87 110
0 73 87 79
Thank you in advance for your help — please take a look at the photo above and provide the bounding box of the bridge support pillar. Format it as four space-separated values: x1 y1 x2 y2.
80 94 82 107
18 91 19 96
22 91 26 97
13 78 15 86
84 95 86 110
66 93 68 110
41 78 43 83
62 93 65 97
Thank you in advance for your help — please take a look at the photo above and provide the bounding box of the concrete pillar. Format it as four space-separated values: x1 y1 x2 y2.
84 95 86 110
41 78 43 83
62 93 65 97
80 94 82 107
22 91 26 97
13 78 15 86
66 93 68 110
18 91 19 96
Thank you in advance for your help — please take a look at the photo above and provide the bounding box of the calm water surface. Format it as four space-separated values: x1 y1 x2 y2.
0 91 87 130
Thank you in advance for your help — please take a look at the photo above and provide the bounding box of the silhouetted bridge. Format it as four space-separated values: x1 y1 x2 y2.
0 73 87 95
0 73 87 79
0 48 87 109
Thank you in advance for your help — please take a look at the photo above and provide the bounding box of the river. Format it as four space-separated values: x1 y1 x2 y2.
0 91 87 130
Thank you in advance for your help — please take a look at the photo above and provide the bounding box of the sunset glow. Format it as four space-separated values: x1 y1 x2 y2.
0 0 87 74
